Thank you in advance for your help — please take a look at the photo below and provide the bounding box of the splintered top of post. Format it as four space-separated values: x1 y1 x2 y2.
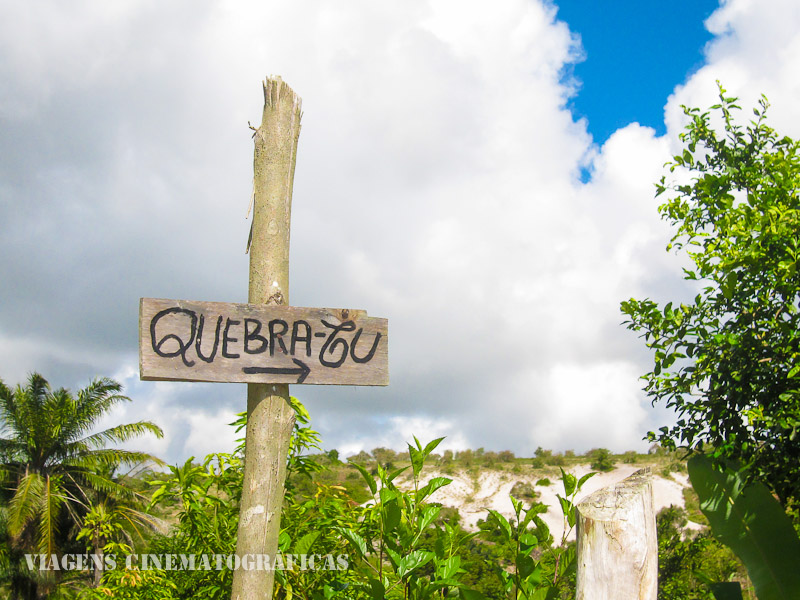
263 76 302 115
577 468 653 519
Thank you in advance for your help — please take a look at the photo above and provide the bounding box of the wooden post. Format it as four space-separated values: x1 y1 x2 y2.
230 76 302 600
574 468 658 600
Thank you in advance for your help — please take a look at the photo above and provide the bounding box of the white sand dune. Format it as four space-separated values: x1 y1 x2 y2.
397 464 701 542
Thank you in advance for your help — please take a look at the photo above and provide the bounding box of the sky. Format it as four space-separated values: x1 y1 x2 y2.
2 0 800 464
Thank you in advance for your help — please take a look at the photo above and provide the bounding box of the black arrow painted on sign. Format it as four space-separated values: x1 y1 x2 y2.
242 358 311 384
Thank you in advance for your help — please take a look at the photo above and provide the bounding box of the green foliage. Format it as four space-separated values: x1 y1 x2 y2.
21 387 765 600
655 505 746 600
688 454 800 600
79 566 179 600
621 86 800 506
509 482 538 503
475 468 594 600
275 483 365 598
588 448 614 472
338 436 481 599
144 454 242 599
0 373 163 598
681 486 707 526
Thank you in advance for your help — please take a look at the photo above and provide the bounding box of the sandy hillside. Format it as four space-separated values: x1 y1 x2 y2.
396 464 700 542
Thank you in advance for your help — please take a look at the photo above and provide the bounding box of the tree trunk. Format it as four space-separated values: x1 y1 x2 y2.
93 534 104 587
230 76 302 600
575 468 658 600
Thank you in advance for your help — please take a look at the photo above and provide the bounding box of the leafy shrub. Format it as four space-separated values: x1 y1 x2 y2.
498 450 515 463
589 448 615 472
510 481 537 502
656 506 747 600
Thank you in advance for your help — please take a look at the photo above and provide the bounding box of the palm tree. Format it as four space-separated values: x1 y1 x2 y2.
0 373 164 599
77 497 167 588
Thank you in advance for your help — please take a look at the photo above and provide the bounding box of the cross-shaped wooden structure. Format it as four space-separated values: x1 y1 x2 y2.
139 77 389 600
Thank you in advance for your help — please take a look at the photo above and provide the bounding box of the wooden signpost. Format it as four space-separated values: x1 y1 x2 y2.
138 77 388 600
140 298 388 386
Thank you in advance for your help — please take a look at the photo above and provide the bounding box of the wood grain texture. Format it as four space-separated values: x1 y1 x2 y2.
575 468 658 600
139 297 388 386
234 75 302 600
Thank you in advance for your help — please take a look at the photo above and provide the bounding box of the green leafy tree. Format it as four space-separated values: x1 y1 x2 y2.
0 373 163 599
621 86 800 506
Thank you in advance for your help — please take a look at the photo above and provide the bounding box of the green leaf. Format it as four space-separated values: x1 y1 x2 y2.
687 454 800 600
459 589 489 600
8 472 44 537
352 462 377 496
509 494 523 518
577 472 596 490
423 436 446 457
387 465 410 482
709 582 744 600
437 555 462 580
398 550 434 577
417 476 452 502
367 577 385 600
336 527 368 558
382 499 401 533
379 487 398 504
385 546 401 568
293 531 320 556
560 468 577 497
278 529 291 550
418 504 441 532
515 553 535 579
487 509 512 542
408 443 424 479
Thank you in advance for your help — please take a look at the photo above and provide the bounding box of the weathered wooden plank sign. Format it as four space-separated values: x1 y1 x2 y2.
139 297 388 386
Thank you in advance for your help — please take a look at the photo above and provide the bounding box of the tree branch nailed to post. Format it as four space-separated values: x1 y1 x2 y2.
231 76 302 600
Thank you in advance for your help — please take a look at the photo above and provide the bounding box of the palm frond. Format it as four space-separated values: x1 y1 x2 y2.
36 474 65 556
79 421 164 449
65 448 165 472
25 373 50 406
63 378 131 440
0 378 33 444
116 504 170 537
0 437 26 463
7 471 45 537
70 469 138 501
0 378 15 430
